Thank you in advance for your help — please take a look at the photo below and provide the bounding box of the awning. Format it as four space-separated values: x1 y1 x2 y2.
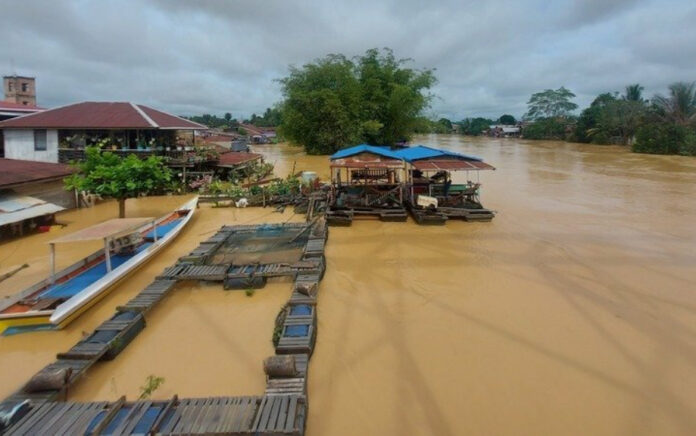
412 160 496 171
49 217 154 244
0 194 65 227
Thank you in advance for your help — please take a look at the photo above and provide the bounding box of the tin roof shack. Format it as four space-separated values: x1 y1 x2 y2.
396 145 496 224
0 158 75 238
327 144 408 225
0 102 207 164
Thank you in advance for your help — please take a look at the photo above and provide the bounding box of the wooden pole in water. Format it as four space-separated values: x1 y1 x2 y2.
104 238 112 272
49 243 55 284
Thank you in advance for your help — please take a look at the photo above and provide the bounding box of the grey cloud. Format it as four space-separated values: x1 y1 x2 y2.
1 0 694 120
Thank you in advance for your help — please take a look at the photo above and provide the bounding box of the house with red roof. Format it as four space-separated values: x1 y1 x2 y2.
0 158 76 237
0 101 207 163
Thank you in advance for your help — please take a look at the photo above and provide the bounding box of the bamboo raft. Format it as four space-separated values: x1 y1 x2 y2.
0 219 328 436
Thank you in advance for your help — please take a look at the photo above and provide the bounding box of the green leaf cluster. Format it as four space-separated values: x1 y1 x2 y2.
525 87 578 120
279 48 436 154
64 147 172 200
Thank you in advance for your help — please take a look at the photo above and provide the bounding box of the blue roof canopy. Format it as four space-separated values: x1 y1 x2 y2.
329 144 403 160
394 145 483 162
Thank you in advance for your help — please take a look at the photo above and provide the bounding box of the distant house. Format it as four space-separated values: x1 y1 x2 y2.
238 123 276 144
488 124 521 138
0 101 207 163
0 158 75 237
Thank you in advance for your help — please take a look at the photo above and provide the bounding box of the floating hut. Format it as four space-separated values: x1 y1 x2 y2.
327 144 408 225
396 145 496 224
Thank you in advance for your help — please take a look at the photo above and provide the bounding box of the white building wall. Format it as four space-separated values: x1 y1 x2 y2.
2 129 59 163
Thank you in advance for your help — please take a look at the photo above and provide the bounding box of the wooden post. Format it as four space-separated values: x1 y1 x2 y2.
49 243 56 284
104 238 112 273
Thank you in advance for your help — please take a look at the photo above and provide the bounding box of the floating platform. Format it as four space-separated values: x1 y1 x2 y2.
0 219 328 436
406 202 448 225
327 206 408 226
2 394 307 435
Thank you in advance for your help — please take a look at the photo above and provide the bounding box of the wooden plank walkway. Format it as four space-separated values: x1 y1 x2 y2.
116 279 177 314
4 395 306 435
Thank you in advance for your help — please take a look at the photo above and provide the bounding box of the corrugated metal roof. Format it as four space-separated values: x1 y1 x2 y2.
49 217 153 243
216 152 262 167
412 160 495 171
0 158 75 188
395 145 483 162
0 102 207 130
0 194 65 227
330 144 403 160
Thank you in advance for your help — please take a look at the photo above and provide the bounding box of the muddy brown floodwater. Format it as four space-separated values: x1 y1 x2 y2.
1 136 696 436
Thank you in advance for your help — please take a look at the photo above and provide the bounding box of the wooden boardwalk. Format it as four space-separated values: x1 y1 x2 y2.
0 219 328 436
4 394 306 435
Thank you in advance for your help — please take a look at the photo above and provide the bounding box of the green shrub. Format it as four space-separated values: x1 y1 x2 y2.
633 123 685 155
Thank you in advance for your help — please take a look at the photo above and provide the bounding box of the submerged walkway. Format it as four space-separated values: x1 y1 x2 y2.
0 218 328 435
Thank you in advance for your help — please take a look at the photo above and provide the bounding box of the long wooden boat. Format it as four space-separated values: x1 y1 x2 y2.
0 197 198 334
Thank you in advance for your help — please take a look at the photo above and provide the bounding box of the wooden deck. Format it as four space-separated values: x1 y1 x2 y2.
326 206 408 226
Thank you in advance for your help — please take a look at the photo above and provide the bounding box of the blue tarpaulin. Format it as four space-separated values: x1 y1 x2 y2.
329 144 403 160
394 145 483 162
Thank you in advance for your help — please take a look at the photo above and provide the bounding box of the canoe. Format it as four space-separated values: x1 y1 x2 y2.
0 197 198 334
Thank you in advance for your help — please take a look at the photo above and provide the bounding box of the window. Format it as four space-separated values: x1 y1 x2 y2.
7 82 12 92
34 130 47 151
21 83 28 92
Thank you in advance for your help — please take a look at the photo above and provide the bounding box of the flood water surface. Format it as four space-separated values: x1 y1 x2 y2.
1 137 695 435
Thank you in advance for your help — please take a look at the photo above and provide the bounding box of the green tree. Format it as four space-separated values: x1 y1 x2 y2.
279 48 436 154
438 118 453 131
65 147 172 218
623 84 644 102
279 54 362 154
574 93 617 143
498 114 516 125
522 118 568 140
459 117 494 136
356 48 436 146
653 81 696 126
525 87 578 120
224 112 232 122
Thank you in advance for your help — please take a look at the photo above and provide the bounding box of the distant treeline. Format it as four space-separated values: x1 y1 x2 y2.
450 83 696 156
185 107 282 129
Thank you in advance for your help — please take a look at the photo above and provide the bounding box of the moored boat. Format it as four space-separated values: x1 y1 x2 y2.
0 197 198 334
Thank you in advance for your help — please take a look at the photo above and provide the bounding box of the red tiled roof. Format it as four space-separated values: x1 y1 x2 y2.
0 101 44 111
0 158 75 188
0 102 207 130
216 152 262 167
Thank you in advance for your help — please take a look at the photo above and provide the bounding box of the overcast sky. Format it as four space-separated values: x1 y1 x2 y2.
1 0 695 120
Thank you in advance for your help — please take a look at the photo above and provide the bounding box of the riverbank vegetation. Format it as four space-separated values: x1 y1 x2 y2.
454 82 696 156
278 48 436 154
